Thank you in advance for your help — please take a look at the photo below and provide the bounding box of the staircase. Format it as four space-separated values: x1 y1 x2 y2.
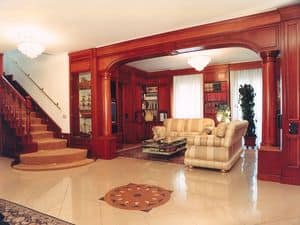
0 75 94 171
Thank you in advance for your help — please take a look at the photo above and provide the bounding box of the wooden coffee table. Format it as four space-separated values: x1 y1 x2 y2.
142 137 187 156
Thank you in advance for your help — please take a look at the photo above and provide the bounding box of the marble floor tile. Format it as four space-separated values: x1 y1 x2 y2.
1 150 300 225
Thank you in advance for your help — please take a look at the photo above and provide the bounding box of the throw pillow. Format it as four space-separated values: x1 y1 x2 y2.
215 122 227 138
202 126 214 135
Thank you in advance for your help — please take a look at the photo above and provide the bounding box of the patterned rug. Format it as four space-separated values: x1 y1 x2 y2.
100 183 172 212
0 199 73 225
117 147 185 164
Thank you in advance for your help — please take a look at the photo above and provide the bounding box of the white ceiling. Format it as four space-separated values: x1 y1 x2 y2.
127 47 261 72
0 0 298 54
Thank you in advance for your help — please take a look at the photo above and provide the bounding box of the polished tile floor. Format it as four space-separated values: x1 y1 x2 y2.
1 150 300 225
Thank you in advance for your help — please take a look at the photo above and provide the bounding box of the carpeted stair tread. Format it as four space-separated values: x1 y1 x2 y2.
20 148 88 165
22 117 42 124
13 158 94 171
33 138 66 144
30 131 54 139
21 148 86 157
30 124 48 131
33 138 67 150
16 112 38 118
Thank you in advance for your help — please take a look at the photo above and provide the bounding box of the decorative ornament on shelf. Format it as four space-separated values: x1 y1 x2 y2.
144 110 154 122
187 54 211 71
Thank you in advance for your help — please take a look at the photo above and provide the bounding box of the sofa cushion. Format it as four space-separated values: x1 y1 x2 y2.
184 118 215 133
164 119 185 132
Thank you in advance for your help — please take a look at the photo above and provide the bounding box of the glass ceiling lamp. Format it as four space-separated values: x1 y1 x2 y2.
187 55 211 71
17 41 45 58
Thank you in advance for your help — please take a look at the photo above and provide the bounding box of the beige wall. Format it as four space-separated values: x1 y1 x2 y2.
3 50 70 133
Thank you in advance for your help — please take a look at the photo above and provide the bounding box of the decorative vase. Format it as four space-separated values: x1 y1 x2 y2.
144 110 154 122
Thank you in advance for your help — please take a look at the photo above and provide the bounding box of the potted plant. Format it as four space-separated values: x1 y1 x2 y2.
239 84 256 148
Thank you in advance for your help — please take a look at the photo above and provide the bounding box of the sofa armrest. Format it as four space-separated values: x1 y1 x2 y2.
224 120 249 147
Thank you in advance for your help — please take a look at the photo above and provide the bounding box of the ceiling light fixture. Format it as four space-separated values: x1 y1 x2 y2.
171 46 203 55
16 28 45 58
17 42 45 58
187 54 211 71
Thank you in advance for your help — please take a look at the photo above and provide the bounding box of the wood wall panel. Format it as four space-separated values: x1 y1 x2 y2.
285 21 300 119
229 61 262 71
281 18 300 184
287 137 300 167
258 150 282 182
97 11 280 57
158 84 170 113
70 60 90 73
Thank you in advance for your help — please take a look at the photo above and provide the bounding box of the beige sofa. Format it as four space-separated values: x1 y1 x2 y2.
184 120 248 171
153 119 248 171
152 118 215 141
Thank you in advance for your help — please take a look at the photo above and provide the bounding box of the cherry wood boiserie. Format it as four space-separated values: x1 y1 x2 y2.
280 18 300 185
67 4 300 185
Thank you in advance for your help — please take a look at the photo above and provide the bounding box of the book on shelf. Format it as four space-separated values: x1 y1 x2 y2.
144 93 158 100
204 81 228 92
205 92 227 101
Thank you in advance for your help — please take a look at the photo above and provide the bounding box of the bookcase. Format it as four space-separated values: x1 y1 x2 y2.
142 85 159 122
203 66 230 122
78 72 92 135
69 71 92 148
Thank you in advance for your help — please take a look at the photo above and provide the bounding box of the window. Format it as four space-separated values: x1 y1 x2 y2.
173 74 203 118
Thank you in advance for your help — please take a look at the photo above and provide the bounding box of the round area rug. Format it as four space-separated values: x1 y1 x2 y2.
100 183 172 212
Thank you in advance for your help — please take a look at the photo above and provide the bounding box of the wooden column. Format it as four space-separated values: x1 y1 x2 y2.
100 71 112 136
90 70 116 159
260 50 279 148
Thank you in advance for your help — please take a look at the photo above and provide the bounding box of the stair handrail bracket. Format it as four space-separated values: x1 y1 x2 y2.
0 76 32 139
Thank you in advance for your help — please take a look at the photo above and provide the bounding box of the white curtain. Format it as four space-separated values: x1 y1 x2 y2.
230 68 262 147
173 74 203 118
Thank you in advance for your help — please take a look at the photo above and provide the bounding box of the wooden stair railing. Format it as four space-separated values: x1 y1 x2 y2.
3 74 62 139
0 75 32 143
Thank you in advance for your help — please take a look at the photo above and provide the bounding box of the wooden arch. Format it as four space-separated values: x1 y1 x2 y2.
90 10 281 159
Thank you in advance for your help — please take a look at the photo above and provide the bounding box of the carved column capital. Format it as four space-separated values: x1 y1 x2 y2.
98 71 111 80
260 50 280 63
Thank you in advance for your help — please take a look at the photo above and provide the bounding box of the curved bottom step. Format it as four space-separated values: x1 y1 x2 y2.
13 158 95 171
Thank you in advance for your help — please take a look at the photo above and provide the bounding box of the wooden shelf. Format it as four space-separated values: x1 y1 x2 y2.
203 71 229 121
